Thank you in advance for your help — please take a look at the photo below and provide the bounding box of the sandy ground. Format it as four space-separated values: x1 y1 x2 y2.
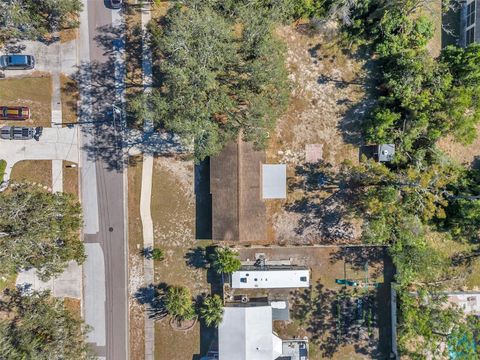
267 24 372 245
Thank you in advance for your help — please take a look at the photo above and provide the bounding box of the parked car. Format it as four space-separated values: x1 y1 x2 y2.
0 55 35 70
109 0 122 9
0 106 30 120
0 126 35 140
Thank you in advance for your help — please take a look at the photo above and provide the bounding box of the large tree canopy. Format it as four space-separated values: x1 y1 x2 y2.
0 0 83 45
142 1 289 161
0 289 92 360
0 185 84 280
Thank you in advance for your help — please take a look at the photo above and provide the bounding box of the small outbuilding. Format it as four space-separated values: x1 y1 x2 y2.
375 144 395 162
262 164 287 199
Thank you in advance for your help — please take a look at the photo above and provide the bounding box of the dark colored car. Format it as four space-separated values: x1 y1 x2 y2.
0 126 35 140
109 0 122 9
0 55 35 70
0 106 30 120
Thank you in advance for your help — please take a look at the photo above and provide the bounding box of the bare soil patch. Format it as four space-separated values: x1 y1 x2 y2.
437 123 480 168
266 25 372 244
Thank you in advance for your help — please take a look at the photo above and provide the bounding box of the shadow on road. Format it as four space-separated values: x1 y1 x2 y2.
73 23 185 171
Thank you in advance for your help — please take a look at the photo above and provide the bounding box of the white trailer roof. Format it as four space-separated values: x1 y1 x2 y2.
231 269 310 289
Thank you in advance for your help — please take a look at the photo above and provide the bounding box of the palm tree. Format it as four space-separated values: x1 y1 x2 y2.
164 286 195 321
200 294 224 327
210 247 241 274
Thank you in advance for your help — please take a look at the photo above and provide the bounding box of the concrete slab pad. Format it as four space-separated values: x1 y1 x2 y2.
16 260 82 298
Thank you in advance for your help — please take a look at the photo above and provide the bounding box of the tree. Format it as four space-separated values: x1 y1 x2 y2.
200 294 224 327
0 184 84 281
151 248 165 261
209 247 241 274
164 286 195 321
147 1 289 161
0 0 83 45
0 289 92 360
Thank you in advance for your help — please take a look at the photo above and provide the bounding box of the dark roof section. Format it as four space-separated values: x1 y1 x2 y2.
210 139 266 241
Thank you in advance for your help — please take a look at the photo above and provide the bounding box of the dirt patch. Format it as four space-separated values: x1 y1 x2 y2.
0 75 52 128
60 74 79 126
11 160 52 188
151 155 210 359
63 161 78 198
127 156 145 360
266 25 371 244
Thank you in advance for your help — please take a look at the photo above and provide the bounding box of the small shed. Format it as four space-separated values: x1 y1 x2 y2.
262 164 287 199
376 144 395 162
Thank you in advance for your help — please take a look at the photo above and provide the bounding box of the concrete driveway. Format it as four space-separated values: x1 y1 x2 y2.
1 39 77 77
0 127 78 182
16 260 82 299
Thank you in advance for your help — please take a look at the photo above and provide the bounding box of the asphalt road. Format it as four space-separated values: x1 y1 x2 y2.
79 1 128 359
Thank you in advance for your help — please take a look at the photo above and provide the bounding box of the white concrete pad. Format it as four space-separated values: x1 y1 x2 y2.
16 260 82 299
84 243 106 347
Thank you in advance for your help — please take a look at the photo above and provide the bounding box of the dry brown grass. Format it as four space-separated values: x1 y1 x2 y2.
265 25 370 245
11 160 52 187
63 161 78 198
127 156 145 360
60 28 78 43
0 75 52 128
63 297 81 319
437 123 480 168
60 74 79 126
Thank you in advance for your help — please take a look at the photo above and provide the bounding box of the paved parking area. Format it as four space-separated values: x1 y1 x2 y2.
1 39 77 77
16 260 82 299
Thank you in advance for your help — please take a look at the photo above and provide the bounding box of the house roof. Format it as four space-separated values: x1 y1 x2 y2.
262 164 287 199
231 268 310 289
218 306 283 360
210 140 266 241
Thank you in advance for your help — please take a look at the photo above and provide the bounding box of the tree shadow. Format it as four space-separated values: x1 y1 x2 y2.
329 247 386 273
71 23 186 171
292 280 383 358
284 162 357 244
135 282 169 320
195 159 212 240
141 246 153 260
184 247 208 269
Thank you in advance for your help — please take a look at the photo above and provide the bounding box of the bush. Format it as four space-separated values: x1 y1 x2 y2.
0 160 6 182
151 248 165 261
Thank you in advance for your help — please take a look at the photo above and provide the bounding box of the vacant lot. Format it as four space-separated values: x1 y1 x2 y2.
10 160 52 187
237 246 393 359
0 75 52 128
266 24 371 245
151 156 212 360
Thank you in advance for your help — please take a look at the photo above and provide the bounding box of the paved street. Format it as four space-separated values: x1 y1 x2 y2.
78 1 127 359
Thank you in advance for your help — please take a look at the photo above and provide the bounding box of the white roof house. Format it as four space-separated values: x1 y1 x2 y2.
218 306 283 360
231 268 310 289
262 164 286 199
